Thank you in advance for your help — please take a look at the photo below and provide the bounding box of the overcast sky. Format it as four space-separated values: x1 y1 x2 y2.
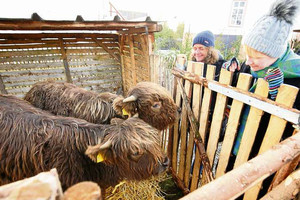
1 0 300 34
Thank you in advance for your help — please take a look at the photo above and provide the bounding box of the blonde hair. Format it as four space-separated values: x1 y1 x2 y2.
191 46 219 64
243 45 268 58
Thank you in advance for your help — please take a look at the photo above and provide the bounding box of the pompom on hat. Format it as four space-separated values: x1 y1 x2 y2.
193 30 215 47
242 0 300 58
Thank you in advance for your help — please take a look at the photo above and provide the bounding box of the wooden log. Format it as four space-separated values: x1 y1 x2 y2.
233 78 269 168
260 169 300 200
243 84 299 200
0 168 63 200
63 181 102 200
190 65 215 191
268 129 300 191
180 131 300 200
206 69 232 165
216 73 252 178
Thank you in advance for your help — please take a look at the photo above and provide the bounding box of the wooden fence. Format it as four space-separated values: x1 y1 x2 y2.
155 59 300 199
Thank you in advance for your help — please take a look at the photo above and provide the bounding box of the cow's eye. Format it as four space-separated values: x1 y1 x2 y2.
130 151 143 162
151 102 161 111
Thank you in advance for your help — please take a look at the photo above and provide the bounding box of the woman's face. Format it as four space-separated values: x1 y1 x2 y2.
193 44 208 62
245 52 278 71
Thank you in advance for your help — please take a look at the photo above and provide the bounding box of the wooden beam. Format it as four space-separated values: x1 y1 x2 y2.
0 37 117 45
58 38 73 83
118 24 162 34
0 33 119 40
92 37 120 63
0 20 161 31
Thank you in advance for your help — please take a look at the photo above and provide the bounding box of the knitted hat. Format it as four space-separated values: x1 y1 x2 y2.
193 30 215 47
242 0 300 58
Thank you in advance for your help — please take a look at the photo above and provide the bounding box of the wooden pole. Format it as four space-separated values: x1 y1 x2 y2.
180 131 300 200
177 78 214 183
59 38 73 83
261 169 300 200
268 130 300 191
92 37 120 63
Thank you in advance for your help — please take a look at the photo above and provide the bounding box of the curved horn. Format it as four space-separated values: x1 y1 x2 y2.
123 95 137 103
99 140 112 150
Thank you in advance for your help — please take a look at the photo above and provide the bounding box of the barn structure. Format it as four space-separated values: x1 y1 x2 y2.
0 13 160 97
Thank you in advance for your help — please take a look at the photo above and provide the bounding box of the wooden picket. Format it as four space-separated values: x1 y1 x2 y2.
164 60 300 199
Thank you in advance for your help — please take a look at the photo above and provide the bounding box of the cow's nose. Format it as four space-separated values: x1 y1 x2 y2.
177 107 182 114
163 157 170 167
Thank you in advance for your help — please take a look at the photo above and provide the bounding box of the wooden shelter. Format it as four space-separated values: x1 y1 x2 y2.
0 13 161 97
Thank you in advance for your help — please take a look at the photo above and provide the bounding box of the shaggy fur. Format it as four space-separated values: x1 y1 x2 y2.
24 81 122 124
114 82 178 131
0 95 168 190
25 81 178 130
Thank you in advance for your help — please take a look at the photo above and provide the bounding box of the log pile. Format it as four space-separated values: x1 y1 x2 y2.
0 169 102 200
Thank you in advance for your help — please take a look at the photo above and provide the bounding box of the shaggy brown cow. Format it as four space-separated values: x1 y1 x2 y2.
24 81 178 130
24 80 121 124
115 82 178 131
0 95 169 190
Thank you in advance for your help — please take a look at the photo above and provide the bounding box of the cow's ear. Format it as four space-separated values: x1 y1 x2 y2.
85 140 112 163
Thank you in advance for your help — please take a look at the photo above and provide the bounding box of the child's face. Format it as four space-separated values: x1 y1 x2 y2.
192 44 208 62
245 52 277 71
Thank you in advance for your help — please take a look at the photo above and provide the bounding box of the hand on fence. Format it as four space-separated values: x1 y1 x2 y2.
222 57 240 72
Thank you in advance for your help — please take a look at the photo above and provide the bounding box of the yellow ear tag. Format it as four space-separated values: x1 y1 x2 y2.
97 153 105 163
122 109 129 116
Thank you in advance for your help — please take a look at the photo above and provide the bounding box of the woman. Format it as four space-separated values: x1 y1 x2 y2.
191 30 226 80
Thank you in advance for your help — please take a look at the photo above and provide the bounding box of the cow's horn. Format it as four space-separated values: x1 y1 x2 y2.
123 95 137 102
99 140 112 150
